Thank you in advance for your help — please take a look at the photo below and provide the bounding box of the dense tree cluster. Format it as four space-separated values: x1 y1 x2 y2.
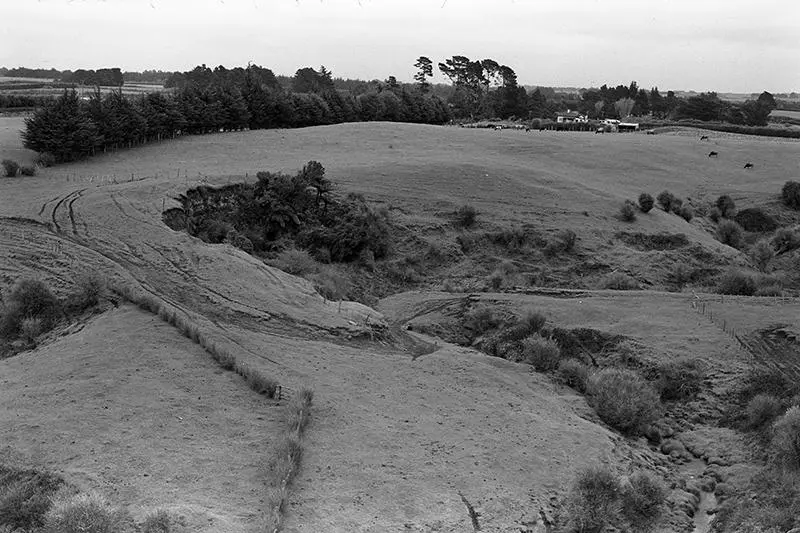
171 161 391 262
60 68 124 87
22 64 450 163
0 94 54 109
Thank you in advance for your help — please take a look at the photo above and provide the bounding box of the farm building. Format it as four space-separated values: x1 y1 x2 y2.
556 110 588 123
618 122 640 132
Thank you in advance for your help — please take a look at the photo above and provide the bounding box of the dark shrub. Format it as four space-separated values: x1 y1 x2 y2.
19 165 37 177
1 159 19 177
453 204 478 228
520 309 546 333
740 366 799 403
734 208 778 232
142 510 171 533
717 269 757 295
463 305 501 336
709 207 722 223
676 205 694 222
772 227 800 254
566 465 623 532
669 197 683 213
638 193 654 213
65 274 106 313
751 239 775 271
716 194 736 218
656 190 675 211
656 357 705 401
619 201 637 222
620 471 666 530
1 279 61 337
715 219 744 248
587 368 661 435
744 394 784 430
558 359 591 392
36 152 56 168
600 272 639 290
782 181 800 209
521 334 561 372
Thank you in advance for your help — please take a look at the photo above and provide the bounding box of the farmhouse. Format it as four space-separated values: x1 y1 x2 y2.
556 110 588 123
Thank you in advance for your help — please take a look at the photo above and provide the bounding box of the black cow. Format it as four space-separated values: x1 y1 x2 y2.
708 151 718 158
700 135 709 141
744 162 754 169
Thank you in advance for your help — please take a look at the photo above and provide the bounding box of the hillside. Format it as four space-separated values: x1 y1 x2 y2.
1 120 800 531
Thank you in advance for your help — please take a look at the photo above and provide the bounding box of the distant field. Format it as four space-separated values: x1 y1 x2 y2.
0 116 36 164
0 76 168 97
771 109 800 119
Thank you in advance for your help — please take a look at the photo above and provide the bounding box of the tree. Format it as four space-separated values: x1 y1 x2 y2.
413 56 433 93
614 98 635 118
22 90 102 162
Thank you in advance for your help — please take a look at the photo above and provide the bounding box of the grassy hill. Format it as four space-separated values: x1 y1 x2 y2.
1 120 799 532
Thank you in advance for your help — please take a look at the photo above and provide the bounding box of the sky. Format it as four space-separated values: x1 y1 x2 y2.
1 0 798 93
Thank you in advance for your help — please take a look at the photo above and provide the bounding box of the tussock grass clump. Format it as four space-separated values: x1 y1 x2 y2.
772 407 800 469
36 153 56 168
638 193 654 213
286 388 314 436
236 362 279 397
587 368 661 435
600 271 639 290
656 190 675 212
557 359 591 392
65 273 107 313
43 491 129 533
1 159 19 178
754 283 784 297
453 204 478 229
655 357 705 401
782 180 800 210
0 464 64 530
745 394 784 431
141 509 171 533
565 465 622 532
309 266 351 301
715 219 744 248
19 317 44 345
521 333 561 372
618 200 637 222
620 471 667 531
271 248 320 276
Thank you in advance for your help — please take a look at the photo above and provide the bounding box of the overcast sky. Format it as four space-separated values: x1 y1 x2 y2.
1 0 798 93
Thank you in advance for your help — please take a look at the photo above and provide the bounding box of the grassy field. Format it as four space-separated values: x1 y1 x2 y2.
1 120 800 532
771 109 800 119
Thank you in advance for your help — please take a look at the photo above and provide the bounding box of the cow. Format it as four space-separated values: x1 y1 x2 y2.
595 128 605 134
744 162 754 169
525 127 531 132
700 135 709 141
646 130 656 135
494 125 503 131
708 151 719 158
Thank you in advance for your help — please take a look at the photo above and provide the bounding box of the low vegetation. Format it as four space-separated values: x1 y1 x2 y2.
638 193 654 213
521 333 561 372
744 394 784 431
564 465 665 533
716 194 736 218
618 200 637 222
43 491 130 533
557 359 591 392
1 159 19 177
453 204 478 229
715 219 744 248
600 271 639 290
656 190 676 212
782 180 800 209
587 368 661 435
0 464 64 531
655 357 705 401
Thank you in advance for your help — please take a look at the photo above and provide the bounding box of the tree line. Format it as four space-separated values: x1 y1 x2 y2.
21 63 450 163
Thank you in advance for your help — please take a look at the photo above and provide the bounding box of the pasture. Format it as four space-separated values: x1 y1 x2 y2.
1 120 800 532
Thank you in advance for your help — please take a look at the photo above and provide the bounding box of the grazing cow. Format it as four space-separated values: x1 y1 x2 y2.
525 127 531 132
744 162 754 169
700 135 709 141
646 130 656 135
708 151 719 158
494 125 502 131
595 128 605 134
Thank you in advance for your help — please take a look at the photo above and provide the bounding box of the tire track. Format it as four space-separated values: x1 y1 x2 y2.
67 189 88 237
